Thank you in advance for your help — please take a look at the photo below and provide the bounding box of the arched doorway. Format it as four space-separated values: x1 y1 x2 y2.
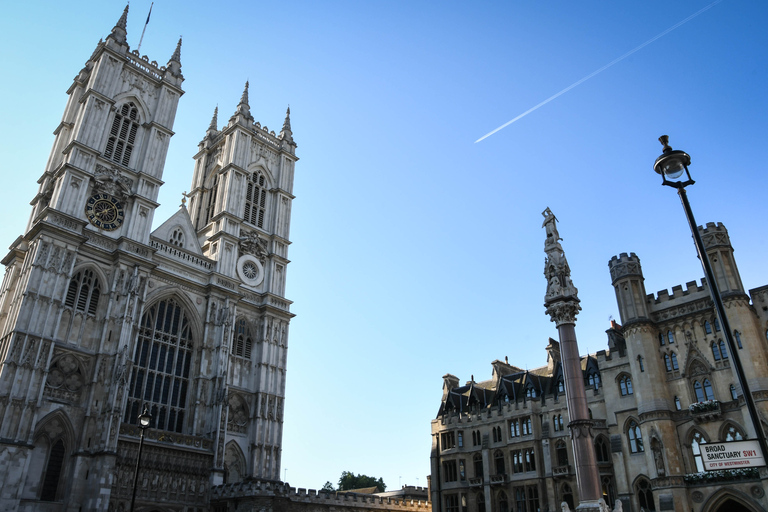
714 499 752 512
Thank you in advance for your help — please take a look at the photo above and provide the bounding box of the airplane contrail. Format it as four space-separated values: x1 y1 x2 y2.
475 0 723 143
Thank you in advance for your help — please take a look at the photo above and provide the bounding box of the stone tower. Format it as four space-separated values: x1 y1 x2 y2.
0 6 298 511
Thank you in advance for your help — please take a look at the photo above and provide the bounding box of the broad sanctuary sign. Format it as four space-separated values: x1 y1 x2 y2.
701 440 765 470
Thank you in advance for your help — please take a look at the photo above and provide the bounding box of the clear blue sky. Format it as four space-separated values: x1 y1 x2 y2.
2 0 767 492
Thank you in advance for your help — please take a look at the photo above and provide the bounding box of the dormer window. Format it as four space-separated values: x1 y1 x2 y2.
105 102 139 166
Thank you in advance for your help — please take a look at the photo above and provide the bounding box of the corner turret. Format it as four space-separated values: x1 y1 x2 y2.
698 222 745 297
608 252 650 325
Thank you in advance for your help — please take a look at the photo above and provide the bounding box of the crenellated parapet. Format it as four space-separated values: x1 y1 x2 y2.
608 252 643 284
698 222 731 250
210 480 430 511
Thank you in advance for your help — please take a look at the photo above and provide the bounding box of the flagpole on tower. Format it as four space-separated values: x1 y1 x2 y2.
136 2 153 53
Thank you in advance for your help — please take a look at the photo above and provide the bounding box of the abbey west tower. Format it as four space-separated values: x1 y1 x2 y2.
0 7 297 511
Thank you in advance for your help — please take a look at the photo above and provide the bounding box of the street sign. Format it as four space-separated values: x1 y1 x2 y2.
701 440 766 470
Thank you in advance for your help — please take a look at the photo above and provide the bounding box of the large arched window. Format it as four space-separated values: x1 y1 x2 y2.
125 298 194 433
232 318 253 359
628 420 643 453
105 102 140 166
636 478 655 511
244 170 268 228
64 268 101 315
691 431 706 472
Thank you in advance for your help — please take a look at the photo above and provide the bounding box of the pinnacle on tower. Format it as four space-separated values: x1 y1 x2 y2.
109 4 129 45
166 37 183 78
279 106 293 142
231 81 253 123
208 106 219 133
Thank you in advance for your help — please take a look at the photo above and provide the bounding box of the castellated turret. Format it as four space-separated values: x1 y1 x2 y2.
699 222 745 297
608 252 649 325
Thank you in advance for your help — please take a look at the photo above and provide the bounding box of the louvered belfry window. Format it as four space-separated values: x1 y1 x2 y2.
105 102 139 166
64 269 101 315
125 298 193 433
243 171 267 228
233 318 253 359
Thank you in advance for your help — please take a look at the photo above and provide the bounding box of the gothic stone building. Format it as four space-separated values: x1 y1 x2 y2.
0 7 297 511
430 222 768 512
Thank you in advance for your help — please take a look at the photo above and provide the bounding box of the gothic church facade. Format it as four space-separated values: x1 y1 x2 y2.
0 7 297 511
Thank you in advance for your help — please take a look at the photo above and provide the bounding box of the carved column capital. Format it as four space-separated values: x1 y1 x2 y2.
545 299 581 326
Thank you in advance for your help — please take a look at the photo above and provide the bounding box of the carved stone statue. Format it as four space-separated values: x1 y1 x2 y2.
239 230 269 262
542 207 563 249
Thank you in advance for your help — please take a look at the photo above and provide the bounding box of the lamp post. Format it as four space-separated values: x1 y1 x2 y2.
130 407 152 512
653 135 768 462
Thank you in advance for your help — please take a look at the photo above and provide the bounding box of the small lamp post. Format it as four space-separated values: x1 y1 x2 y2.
653 135 768 462
130 407 152 512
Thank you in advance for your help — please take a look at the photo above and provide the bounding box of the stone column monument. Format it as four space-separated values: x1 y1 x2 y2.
542 208 607 512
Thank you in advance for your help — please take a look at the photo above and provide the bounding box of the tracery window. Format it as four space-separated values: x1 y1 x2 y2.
553 414 563 432
526 386 536 399
561 484 575 511
510 419 520 437
64 269 101 315
521 417 532 435
628 420 643 453
601 476 617 507
524 447 536 472
636 478 655 511
619 375 633 396
169 228 185 248
125 298 193 433
511 450 523 473
105 102 139 166
244 170 268 228
588 372 600 390
232 318 253 359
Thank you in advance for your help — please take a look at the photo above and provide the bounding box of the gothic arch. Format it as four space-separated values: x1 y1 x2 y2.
223 441 248 484
246 162 275 187
718 420 745 440
702 487 764 512
99 95 149 168
227 392 250 434
23 410 76 501
141 288 203 343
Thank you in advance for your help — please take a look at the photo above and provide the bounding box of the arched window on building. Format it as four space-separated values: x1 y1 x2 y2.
588 372 600 390
691 431 706 472
476 494 485 512
556 440 568 467
494 450 505 475
619 375 633 396
714 318 721 331
670 352 679 370
693 380 714 402
595 436 610 463
244 170 268 228
558 378 565 394
658 333 665 346
638 356 645 372
205 174 219 225
105 102 140 166
64 268 101 315
561 484 575 511
724 425 744 441
719 340 728 360
526 385 536 399
474 454 483 478
734 331 742 349
601 476 616 507
674 396 682 410
628 420 643 453
730 384 738 400
667 331 675 344
636 478 655 511
664 354 672 372
711 341 722 361
704 321 712 334
497 491 509 512
232 318 253 359
125 298 194 433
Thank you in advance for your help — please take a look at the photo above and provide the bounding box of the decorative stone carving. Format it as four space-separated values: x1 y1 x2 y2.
94 164 133 202
545 301 582 327
239 230 268 262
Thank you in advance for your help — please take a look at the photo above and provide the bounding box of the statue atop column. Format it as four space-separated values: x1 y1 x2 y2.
542 208 580 315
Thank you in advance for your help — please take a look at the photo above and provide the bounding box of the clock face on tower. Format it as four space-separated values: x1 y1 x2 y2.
84 193 125 231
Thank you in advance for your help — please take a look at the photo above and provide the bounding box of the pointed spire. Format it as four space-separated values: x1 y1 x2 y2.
232 81 252 123
279 105 294 143
108 4 129 45
166 37 183 78
170 37 182 64
208 106 219 133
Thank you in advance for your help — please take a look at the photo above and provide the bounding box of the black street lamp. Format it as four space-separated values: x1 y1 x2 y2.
653 135 768 463
130 407 152 512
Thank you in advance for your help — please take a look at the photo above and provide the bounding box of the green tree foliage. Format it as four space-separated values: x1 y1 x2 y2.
321 481 335 492
338 471 386 492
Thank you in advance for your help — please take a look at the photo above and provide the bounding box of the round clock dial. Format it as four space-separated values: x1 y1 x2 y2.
85 193 125 231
